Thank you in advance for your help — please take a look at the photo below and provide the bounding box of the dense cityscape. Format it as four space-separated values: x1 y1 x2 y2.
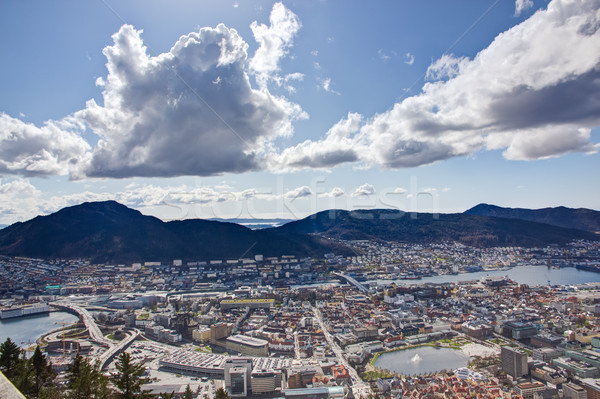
2 239 600 398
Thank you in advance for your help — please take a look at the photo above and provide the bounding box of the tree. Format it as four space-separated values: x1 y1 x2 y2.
111 352 151 399
0 337 23 380
215 387 230 399
67 353 112 399
184 384 193 399
159 393 174 399
30 346 56 397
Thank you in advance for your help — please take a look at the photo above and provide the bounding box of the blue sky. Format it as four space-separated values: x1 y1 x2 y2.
0 0 599 223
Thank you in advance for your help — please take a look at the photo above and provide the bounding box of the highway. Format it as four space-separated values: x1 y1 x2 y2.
98 329 140 370
312 306 372 399
52 301 139 369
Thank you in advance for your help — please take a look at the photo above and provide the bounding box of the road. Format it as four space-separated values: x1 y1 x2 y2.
52 301 139 369
53 302 113 346
99 329 140 370
312 306 372 399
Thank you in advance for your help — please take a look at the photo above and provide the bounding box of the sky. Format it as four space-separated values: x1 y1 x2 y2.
0 0 599 224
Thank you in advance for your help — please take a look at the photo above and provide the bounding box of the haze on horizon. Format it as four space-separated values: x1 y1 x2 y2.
0 0 599 224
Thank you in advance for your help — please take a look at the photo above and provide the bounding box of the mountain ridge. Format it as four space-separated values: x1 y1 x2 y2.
271 208 598 247
0 201 597 263
0 201 347 263
465 203 600 233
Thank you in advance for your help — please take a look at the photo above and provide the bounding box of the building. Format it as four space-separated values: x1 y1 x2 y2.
224 358 252 397
553 357 599 378
514 381 545 398
563 382 587 399
531 333 564 348
503 321 538 340
159 351 225 378
210 323 233 344
193 327 211 343
225 335 269 357
501 346 528 379
226 367 249 397
533 347 563 362
284 387 345 399
251 371 281 395
582 378 600 399
220 299 274 310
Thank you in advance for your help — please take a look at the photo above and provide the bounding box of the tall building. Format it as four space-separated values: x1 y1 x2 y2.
226 367 248 397
224 357 253 397
501 346 528 379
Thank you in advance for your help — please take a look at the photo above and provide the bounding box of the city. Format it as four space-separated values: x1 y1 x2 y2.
2 239 600 398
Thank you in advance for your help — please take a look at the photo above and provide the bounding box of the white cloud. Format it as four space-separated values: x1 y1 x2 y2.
0 178 39 196
378 49 391 61
75 20 306 179
313 62 321 70
318 187 345 198
267 113 362 171
284 186 312 199
0 113 90 177
275 0 600 171
352 183 375 197
425 54 468 81
393 187 407 194
319 77 340 95
404 52 415 65
515 0 534 16
249 2 301 88
311 50 318 56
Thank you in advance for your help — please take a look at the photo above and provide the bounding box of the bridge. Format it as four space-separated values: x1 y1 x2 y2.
98 329 140 370
51 302 139 369
332 272 369 293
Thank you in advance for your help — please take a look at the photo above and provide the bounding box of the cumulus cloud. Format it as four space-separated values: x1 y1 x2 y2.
0 113 90 177
404 52 415 65
352 183 375 197
284 186 312 199
268 112 362 171
0 178 39 196
75 21 306 179
275 0 600 171
318 187 345 198
0 3 306 180
515 0 534 16
249 2 301 88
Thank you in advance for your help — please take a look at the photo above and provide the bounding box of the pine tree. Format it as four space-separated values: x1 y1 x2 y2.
0 337 23 380
215 387 230 399
67 354 112 399
111 351 151 399
30 346 56 397
184 384 194 399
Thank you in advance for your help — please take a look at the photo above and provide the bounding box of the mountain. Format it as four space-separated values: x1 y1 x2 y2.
0 201 348 263
465 204 600 233
272 209 598 247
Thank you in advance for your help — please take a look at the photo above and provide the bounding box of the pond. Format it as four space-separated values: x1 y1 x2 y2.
373 346 470 375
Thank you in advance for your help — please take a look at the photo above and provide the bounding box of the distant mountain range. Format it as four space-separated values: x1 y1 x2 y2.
272 208 598 247
465 204 600 233
0 201 347 263
0 201 597 263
